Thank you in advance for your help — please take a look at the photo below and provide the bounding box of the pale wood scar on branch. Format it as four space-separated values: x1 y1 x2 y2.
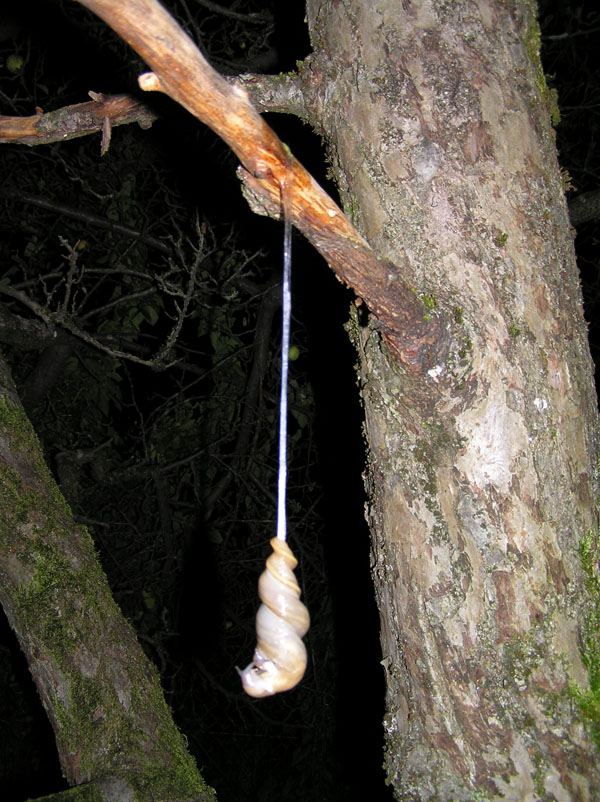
75 0 448 373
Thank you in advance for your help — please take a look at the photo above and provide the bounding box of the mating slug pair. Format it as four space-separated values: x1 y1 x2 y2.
239 178 309 697
240 537 309 697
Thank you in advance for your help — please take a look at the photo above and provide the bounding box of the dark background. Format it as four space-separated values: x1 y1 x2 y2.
0 1 598 801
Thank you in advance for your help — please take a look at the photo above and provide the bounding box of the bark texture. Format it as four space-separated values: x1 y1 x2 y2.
300 1 600 799
0 94 156 146
11 0 598 798
0 354 215 801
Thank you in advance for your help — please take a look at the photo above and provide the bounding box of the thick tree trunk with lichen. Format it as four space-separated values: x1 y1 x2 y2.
0 355 215 802
3 0 599 797
292 1 600 799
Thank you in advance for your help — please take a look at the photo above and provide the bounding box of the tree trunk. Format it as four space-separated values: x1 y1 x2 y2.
300 1 600 799
2 0 599 798
0 354 215 802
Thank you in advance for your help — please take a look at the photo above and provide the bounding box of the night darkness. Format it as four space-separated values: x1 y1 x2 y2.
0 1 599 801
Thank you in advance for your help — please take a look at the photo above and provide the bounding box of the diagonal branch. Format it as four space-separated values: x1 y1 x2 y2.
75 0 449 372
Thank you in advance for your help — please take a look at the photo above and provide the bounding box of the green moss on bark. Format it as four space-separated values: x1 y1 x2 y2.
570 527 600 749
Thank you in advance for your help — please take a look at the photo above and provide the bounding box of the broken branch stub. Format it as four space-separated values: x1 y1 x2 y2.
75 0 447 371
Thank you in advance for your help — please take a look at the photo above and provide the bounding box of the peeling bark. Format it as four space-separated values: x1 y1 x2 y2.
302 0 600 798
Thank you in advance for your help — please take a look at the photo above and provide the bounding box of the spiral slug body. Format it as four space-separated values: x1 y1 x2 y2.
241 537 310 697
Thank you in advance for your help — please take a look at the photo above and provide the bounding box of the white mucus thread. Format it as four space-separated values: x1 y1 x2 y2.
277 190 292 543
239 178 310 697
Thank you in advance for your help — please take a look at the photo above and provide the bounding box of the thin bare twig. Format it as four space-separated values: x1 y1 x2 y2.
0 188 172 255
192 0 272 24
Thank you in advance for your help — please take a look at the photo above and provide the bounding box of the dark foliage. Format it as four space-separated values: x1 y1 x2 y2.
0 1 388 801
